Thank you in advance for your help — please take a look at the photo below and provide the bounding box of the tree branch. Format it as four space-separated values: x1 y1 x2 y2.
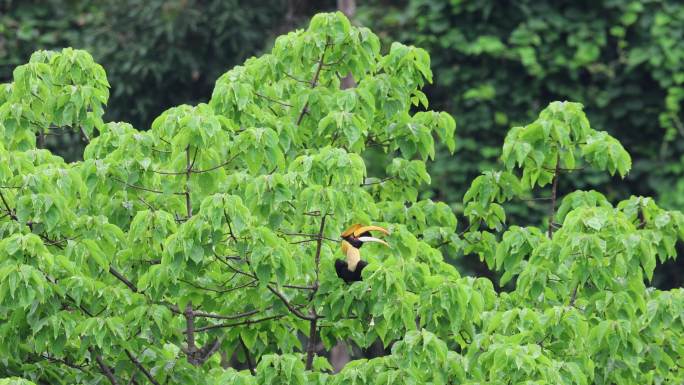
195 338 222 365
125 349 161 385
171 305 267 321
305 213 327 369
112 177 185 195
267 285 315 321
568 284 579 307
255 92 293 107
548 153 561 238
151 153 238 175
185 147 193 218
195 313 288 332
215 255 314 290
240 336 256 375
295 38 331 126
109 267 138 293
304 316 318 370
283 72 310 84
184 304 198 364
90 348 120 385
313 215 327 291
0 189 17 221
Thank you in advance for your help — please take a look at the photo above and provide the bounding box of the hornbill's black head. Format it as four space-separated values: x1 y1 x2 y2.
335 224 390 283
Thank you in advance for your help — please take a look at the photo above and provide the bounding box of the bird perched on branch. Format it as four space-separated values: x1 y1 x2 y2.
335 224 390 283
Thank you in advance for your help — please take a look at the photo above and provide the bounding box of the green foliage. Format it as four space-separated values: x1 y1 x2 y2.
1 0 326 161
1 11 683 385
358 0 684 216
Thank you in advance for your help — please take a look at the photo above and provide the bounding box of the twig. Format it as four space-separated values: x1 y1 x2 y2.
283 72 310 84
112 177 185 196
277 230 339 243
267 285 315 321
240 336 256 375
125 349 161 385
109 267 138 293
191 153 239 174
568 285 579 307
305 214 327 369
548 153 561 238
517 196 552 202
178 277 249 294
41 354 89 371
215 255 314 290
91 348 120 385
195 313 288 332
255 92 293 107
171 305 267 321
126 369 138 385
313 215 327 290
185 147 193 218
0 189 17 221
295 38 330 126
137 197 156 211
151 153 238 176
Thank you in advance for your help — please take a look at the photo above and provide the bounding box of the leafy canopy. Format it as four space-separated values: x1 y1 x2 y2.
0 11 682 385
359 0 684 220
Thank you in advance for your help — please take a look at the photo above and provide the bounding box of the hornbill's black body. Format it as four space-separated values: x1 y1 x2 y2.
334 224 389 283
334 259 368 283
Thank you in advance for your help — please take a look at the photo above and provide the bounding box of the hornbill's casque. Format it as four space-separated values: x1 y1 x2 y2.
335 224 390 283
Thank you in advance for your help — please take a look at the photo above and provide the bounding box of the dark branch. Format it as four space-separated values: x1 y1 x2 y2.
240 336 256 375
255 92 293 107
91 348 120 385
0 189 17 221
267 285 315 321
112 177 185 195
548 154 561 238
125 349 160 385
109 267 138 293
295 38 330 126
195 313 288 332
185 304 197 363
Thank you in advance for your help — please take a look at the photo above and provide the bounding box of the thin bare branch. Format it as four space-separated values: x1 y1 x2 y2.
90 348 120 385
548 153 561 238
296 38 331 126
0 189 17 221
109 267 138 293
267 285 315 321
255 92 293 107
112 177 185 195
214 255 314 290
195 313 288 332
125 349 161 385
240 336 256 375
283 72 310 84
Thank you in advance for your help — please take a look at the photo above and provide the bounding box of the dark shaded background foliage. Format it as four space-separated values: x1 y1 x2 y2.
1 0 682 287
356 0 684 288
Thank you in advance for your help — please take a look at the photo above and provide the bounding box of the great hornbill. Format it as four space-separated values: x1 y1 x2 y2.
335 224 390 283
